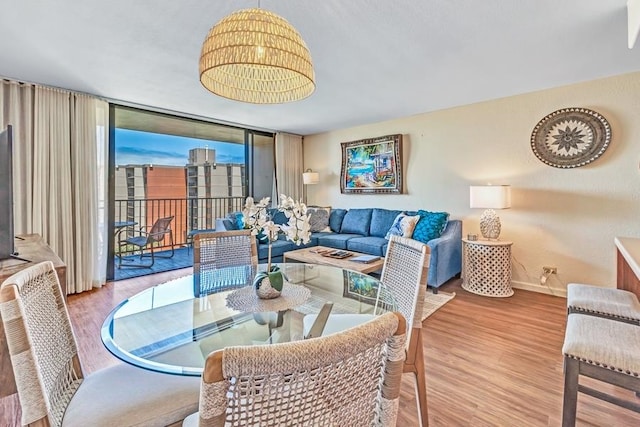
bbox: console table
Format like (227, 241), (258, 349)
(0, 234), (67, 397)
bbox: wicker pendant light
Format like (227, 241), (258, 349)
(199, 8), (315, 104)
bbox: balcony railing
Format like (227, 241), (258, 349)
(114, 196), (245, 250)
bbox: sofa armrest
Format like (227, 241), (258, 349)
(425, 219), (462, 288)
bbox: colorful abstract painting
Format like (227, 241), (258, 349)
(340, 134), (403, 194)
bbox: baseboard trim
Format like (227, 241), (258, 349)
(512, 280), (567, 298)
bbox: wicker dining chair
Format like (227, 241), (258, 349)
(193, 230), (258, 296)
(302, 234), (431, 426)
(182, 311), (407, 427)
(0, 261), (200, 427)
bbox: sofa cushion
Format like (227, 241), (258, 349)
(268, 208), (289, 225)
(413, 210), (450, 244)
(385, 213), (420, 239)
(258, 239), (297, 259)
(340, 209), (373, 235)
(307, 206), (332, 232)
(329, 209), (347, 232)
(346, 236), (388, 257)
(369, 209), (403, 237)
(317, 233), (362, 250)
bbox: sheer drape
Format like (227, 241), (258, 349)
(0, 79), (109, 293)
(274, 132), (303, 203)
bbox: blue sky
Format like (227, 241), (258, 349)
(115, 129), (245, 166)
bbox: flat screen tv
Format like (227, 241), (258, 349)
(0, 125), (14, 260)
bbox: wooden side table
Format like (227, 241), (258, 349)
(462, 239), (513, 297)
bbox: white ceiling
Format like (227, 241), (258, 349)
(1, 0), (639, 136)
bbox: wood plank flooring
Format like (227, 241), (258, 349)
(2, 271), (640, 426)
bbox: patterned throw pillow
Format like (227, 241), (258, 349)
(385, 213), (421, 239)
(412, 210), (449, 244)
(307, 206), (332, 232)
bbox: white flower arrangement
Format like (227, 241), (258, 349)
(242, 194), (311, 270)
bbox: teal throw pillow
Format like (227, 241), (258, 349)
(233, 212), (244, 230)
(413, 210), (449, 244)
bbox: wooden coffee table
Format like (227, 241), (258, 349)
(283, 246), (384, 274)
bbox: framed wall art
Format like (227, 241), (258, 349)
(340, 134), (403, 194)
(530, 107), (611, 168)
(342, 270), (379, 305)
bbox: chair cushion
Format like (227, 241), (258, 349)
(302, 314), (376, 337)
(340, 209), (373, 235)
(562, 314), (640, 376)
(369, 209), (403, 237)
(62, 363), (200, 427)
(412, 210), (449, 244)
(567, 283), (640, 321)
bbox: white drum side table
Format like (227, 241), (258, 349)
(462, 239), (513, 297)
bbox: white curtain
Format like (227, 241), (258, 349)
(274, 132), (303, 203)
(0, 79), (109, 294)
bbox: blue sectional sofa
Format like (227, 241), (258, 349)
(219, 208), (462, 290)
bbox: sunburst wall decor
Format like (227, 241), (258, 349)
(530, 108), (611, 168)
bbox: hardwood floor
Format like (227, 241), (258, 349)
(2, 272), (640, 426)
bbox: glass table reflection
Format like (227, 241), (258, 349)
(101, 263), (395, 376)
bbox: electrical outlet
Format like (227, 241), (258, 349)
(543, 266), (557, 275)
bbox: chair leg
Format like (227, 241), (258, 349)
(562, 356), (579, 427)
(404, 329), (429, 427)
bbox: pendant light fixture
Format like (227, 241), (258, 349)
(199, 6), (315, 104)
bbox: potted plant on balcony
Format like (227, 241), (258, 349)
(242, 194), (311, 299)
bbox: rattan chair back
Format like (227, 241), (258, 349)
(381, 235), (430, 346)
(0, 261), (83, 426)
(192, 311), (406, 426)
(193, 230), (258, 296)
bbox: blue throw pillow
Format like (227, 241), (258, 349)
(413, 210), (449, 244)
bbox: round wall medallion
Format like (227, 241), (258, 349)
(530, 108), (611, 168)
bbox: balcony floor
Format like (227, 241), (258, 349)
(114, 246), (193, 281)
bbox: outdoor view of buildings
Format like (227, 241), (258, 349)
(115, 129), (248, 247)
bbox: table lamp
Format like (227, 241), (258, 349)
(469, 185), (511, 240)
(302, 169), (319, 203)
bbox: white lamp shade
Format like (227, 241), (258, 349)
(469, 185), (511, 209)
(303, 172), (319, 185)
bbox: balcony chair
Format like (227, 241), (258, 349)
(0, 261), (200, 427)
(118, 215), (175, 268)
(302, 234), (431, 426)
(193, 230), (257, 296)
(561, 313), (640, 426)
(182, 311), (407, 427)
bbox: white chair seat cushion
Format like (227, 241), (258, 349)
(302, 314), (376, 337)
(562, 314), (640, 376)
(63, 363), (200, 427)
(567, 283), (640, 321)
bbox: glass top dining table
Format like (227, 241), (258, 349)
(101, 263), (395, 376)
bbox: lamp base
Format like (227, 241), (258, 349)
(479, 209), (501, 240)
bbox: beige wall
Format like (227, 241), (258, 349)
(304, 72), (640, 295)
